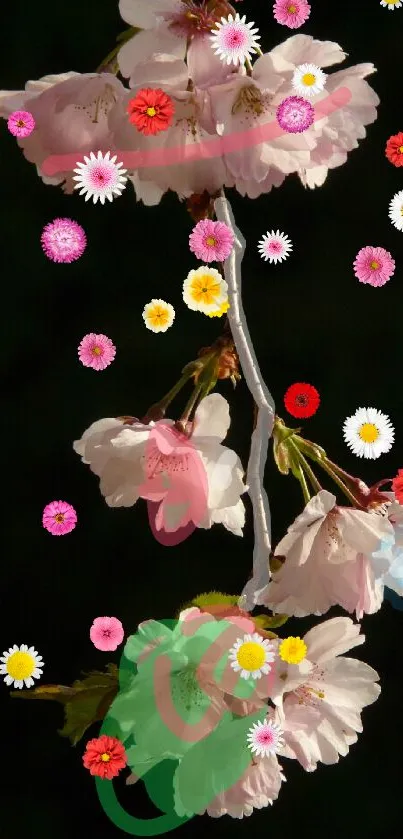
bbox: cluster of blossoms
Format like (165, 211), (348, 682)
(2, 0), (402, 834)
(82, 608), (380, 819)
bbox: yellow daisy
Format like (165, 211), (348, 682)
(142, 299), (175, 333)
(0, 644), (44, 689)
(279, 636), (307, 665)
(183, 266), (228, 314)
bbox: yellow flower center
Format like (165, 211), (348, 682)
(236, 641), (265, 672)
(399, 146), (403, 153)
(370, 261), (379, 269)
(358, 422), (379, 443)
(302, 73), (316, 86)
(190, 274), (221, 305)
(279, 636), (307, 664)
(206, 236), (216, 246)
(6, 651), (35, 680)
(288, 4), (297, 12)
(54, 513), (65, 523)
(146, 107), (156, 117)
(148, 305), (169, 327)
(100, 752), (111, 762)
(92, 346), (102, 355)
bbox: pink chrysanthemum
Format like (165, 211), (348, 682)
(78, 333), (116, 370)
(40, 218), (87, 264)
(353, 246), (395, 287)
(90, 616), (125, 651)
(7, 110), (35, 138)
(189, 219), (235, 262)
(42, 500), (77, 536)
(273, 0), (311, 29)
(276, 96), (315, 133)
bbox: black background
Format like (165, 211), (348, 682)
(1, 1), (402, 837)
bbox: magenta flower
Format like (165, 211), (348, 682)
(189, 219), (235, 263)
(273, 0), (311, 29)
(353, 246), (395, 287)
(7, 110), (35, 138)
(90, 617), (125, 651)
(42, 500), (77, 535)
(78, 333), (116, 370)
(41, 218), (87, 264)
(276, 96), (315, 133)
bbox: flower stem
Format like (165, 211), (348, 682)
(289, 440), (323, 496)
(179, 384), (203, 425)
(292, 456), (311, 504)
(96, 27), (139, 73)
(214, 193), (276, 611)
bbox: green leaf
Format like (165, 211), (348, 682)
(273, 439), (291, 475)
(253, 613), (289, 629)
(11, 664), (119, 746)
(191, 591), (240, 608)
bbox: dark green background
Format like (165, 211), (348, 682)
(1, 1), (402, 837)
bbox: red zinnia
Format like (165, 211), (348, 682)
(82, 734), (127, 780)
(385, 132), (403, 168)
(127, 88), (175, 136)
(392, 468), (403, 505)
(284, 383), (320, 419)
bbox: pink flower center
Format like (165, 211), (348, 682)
(268, 241), (282, 253)
(90, 165), (113, 188)
(257, 727), (275, 746)
(224, 27), (246, 48)
(102, 629), (111, 638)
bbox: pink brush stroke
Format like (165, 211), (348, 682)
(41, 87), (352, 176)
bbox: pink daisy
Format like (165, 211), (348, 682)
(273, 0), (311, 29)
(276, 96), (315, 133)
(247, 718), (285, 757)
(189, 219), (235, 263)
(42, 500), (77, 535)
(90, 616), (125, 651)
(78, 333), (116, 370)
(41, 218), (87, 264)
(353, 246), (395, 287)
(7, 110), (35, 138)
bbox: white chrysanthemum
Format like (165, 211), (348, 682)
(343, 407), (395, 459)
(292, 63), (327, 97)
(258, 230), (293, 264)
(229, 632), (276, 680)
(210, 13), (261, 66)
(183, 266), (228, 314)
(388, 190), (403, 231)
(142, 299), (175, 333)
(73, 150), (127, 204)
(247, 718), (285, 757)
(380, 0), (402, 9)
(0, 644), (44, 689)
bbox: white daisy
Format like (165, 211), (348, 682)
(258, 230), (293, 264)
(142, 299), (175, 333)
(388, 189), (403, 231)
(229, 632), (276, 680)
(0, 644), (44, 689)
(210, 13), (261, 66)
(73, 150), (127, 204)
(183, 266), (228, 314)
(343, 407), (395, 459)
(247, 718), (285, 757)
(380, 0), (402, 9)
(292, 63), (327, 97)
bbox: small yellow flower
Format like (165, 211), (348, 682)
(279, 636), (307, 665)
(207, 300), (230, 318)
(142, 299), (175, 333)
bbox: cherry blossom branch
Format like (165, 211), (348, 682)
(214, 193), (276, 611)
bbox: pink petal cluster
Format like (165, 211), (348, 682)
(78, 333), (116, 370)
(189, 219), (234, 262)
(41, 218), (87, 263)
(276, 96), (315, 133)
(7, 110), (35, 137)
(273, 0), (311, 29)
(353, 245), (395, 287)
(42, 500), (77, 535)
(90, 616), (125, 651)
